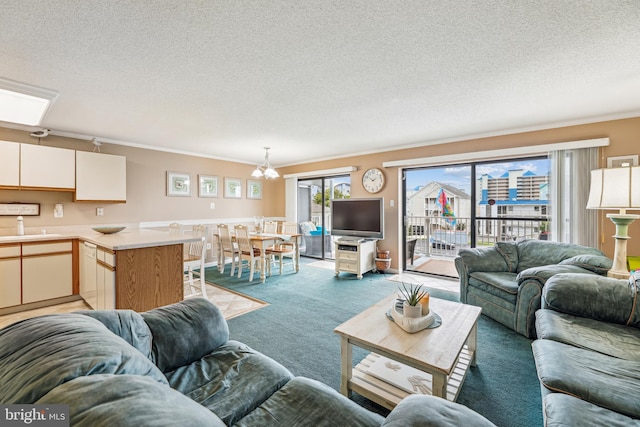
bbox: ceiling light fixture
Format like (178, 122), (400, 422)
(0, 77), (59, 126)
(251, 147), (279, 179)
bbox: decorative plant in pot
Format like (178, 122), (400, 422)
(398, 283), (429, 318)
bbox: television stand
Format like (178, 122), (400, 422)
(335, 239), (377, 279)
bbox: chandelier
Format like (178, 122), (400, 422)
(251, 147), (279, 179)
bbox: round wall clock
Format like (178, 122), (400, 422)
(362, 168), (385, 193)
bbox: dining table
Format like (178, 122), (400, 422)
(215, 231), (301, 283)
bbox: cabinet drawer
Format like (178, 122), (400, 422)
(337, 261), (357, 273)
(337, 251), (358, 261)
(22, 241), (72, 256)
(0, 245), (21, 258)
(97, 247), (115, 267)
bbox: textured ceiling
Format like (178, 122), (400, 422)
(1, 1), (639, 167)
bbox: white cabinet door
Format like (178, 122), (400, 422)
(0, 245), (21, 308)
(0, 141), (20, 187)
(80, 241), (98, 309)
(22, 241), (73, 303)
(20, 144), (75, 190)
(75, 151), (127, 202)
(97, 247), (116, 309)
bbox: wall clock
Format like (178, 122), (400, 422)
(362, 168), (385, 193)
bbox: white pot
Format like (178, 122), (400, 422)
(403, 301), (422, 318)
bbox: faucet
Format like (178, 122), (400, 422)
(17, 216), (24, 236)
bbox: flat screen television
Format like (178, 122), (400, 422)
(330, 197), (384, 240)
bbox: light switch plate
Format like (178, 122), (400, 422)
(96, 207), (104, 216)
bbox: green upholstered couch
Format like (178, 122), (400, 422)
(533, 273), (640, 426)
(0, 298), (496, 426)
(455, 239), (611, 338)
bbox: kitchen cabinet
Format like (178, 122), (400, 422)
(20, 144), (75, 191)
(97, 247), (116, 310)
(80, 241), (97, 309)
(21, 241), (73, 304)
(0, 140), (20, 188)
(75, 151), (127, 202)
(0, 245), (21, 308)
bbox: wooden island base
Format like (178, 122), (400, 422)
(115, 243), (184, 312)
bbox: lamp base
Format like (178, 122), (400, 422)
(606, 213), (639, 280)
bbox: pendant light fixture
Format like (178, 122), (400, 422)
(251, 147), (279, 179)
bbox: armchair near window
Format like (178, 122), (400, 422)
(455, 239), (612, 338)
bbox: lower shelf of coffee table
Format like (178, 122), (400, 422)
(349, 346), (473, 410)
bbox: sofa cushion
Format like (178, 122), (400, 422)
(235, 377), (384, 427)
(536, 309), (640, 362)
(544, 393), (640, 427)
(0, 314), (167, 404)
(559, 254), (612, 275)
(515, 239), (604, 272)
(468, 271), (518, 303)
(78, 309), (153, 359)
(37, 374), (225, 427)
(456, 247), (509, 274)
(383, 394), (496, 427)
(532, 339), (640, 418)
(495, 241), (518, 272)
(141, 298), (229, 373)
(165, 340), (294, 425)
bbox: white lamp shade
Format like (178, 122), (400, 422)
(587, 166), (640, 210)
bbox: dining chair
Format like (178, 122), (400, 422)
(268, 221), (297, 274)
(235, 224), (269, 281)
(263, 220), (278, 234)
(183, 224), (207, 298)
(217, 224), (238, 276)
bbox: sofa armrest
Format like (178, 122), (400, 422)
(382, 395), (496, 427)
(516, 264), (599, 286)
(542, 273), (640, 327)
(456, 246), (509, 274)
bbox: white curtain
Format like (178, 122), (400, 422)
(549, 147), (599, 246)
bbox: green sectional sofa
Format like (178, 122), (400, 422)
(533, 273), (640, 426)
(0, 298), (496, 426)
(455, 239), (611, 337)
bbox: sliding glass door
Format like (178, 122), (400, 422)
(404, 157), (550, 277)
(297, 175), (350, 259)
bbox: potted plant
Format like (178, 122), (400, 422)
(398, 283), (428, 318)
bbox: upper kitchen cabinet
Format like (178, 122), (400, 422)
(0, 140), (20, 188)
(20, 144), (75, 191)
(75, 151), (127, 202)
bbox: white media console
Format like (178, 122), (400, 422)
(334, 238), (378, 279)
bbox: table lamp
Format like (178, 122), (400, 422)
(586, 165), (640, 279)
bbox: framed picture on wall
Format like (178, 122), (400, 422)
(247, 180), (263, 199)
(198, 175), (219, 198)
(166, 171), (191, 197)
(607, 155), (639, 168)
(224, 177), (242, 198)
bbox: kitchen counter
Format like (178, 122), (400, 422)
(1, 227), (202, 313)
(0, 228), (201, 249)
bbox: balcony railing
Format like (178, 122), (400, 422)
(406, 215), (550, 259)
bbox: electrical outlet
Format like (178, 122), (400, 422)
(96, 207), (104, 216)
(206, 243), (212, 250)
(209, 202), (215, 209)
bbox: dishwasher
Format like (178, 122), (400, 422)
(80, 241), (98, 309)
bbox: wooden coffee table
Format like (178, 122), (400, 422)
(334, 294), (481, 409)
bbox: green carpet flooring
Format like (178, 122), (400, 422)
(204, 260), (542, 427)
